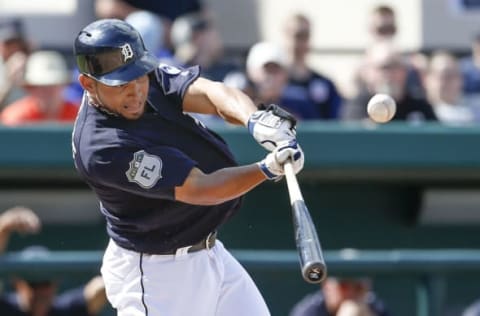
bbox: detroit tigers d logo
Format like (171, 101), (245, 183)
(126, 150), (162, 188)
(121, 43), (134, 62)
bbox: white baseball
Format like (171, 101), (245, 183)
(367, 93), (396, 123)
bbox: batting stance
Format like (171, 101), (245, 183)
(72, 19), (303, 316)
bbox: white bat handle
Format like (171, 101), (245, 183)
(284, 160), (304, 203)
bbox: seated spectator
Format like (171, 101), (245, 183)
(460, 33), (480, 108)
(425, 51), (476, 124)
(125, 10), (173, 60)
(344, 42), (437, 122)
(170, 12), (239, 82)
(351, 5), (425, 100)
(289, 277), (389, 316)
(122, 0), (204, 23)
(171, 12), (241, 126)
(0, 206), (107, 316)
(281, 13), (342, 120)
(94, 0), (137, 20)
(0, 18), (30, 109)
(0, 50), (78, 126)
(246, 41), (289, 106)
(95, 0), (205, 54)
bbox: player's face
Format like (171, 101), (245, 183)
(101, 75), (150, 120)
(81, 74), (150, 120)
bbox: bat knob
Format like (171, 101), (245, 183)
(303, 263), (327, 284)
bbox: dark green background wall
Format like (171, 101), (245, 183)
(2, 122), (480, 316)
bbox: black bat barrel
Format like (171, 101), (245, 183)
(292, 200), (327, 283)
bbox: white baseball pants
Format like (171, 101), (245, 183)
(101, 239), (270, 316)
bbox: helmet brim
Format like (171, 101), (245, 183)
(95, 52), (158, 86)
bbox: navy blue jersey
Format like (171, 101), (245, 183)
(72, 64), (242, 254)
(281, 72), (342, 120)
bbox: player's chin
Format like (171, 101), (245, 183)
(121, 102), (146, 120)
(122, 109), (144, 120)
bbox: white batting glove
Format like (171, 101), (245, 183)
(248, 104), (297, 151)
(258, 140), (304, 180)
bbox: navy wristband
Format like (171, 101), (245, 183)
(257, 161), (278, 180)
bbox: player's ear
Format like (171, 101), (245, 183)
(78, 74), (96, 94)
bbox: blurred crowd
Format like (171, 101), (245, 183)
(1, 1), (480, 127)
(0, 206), (107, 316)
(1, 1), (480, 315)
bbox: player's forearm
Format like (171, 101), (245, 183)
(184, 78), (258, 125)
(211, 84), (257, 126)
(175, 164), (267, 205)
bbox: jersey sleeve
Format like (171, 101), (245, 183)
(154, 63), (200, 103)
(87, 145), (197, 199)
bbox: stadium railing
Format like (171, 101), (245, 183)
(1, 249), (480, 316)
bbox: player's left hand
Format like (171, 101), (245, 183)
(248, 104), (297, 151)
(258, 140), (304, 180)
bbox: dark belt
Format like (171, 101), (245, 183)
(165, 231), (217, 255)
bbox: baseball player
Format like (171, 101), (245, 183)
(72, 19), (304, 316)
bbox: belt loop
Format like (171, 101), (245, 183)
(175, 246), (191, 259)
(205, 232), (213, 250)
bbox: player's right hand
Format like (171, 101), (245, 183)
(258, 140), (304, 180)
(248, 104), (297, 151)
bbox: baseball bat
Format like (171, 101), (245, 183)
(284, 160), (327, 284)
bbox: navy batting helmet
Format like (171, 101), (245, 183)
(74, 19), (158, 86)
